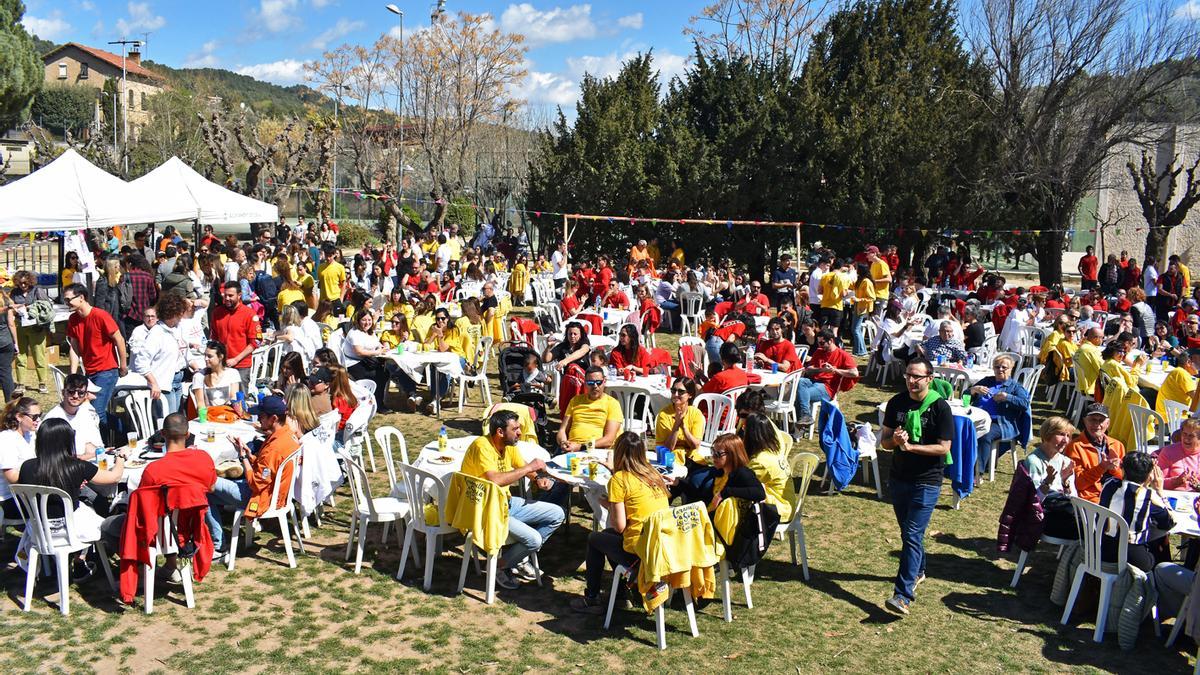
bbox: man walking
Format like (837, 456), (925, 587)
(879, 356), (953, 616)
(63, 283), (128, 434)
(211, 282), (259, 392)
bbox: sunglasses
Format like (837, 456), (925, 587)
(21, 412), (42, 421)
(65, 388), (87, 397)
(711, 451), (729, 459)
(436, 316), (450, 322)
(584, 380), (604, 387)
(670, 388), (688, 396)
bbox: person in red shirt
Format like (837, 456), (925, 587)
(63, 283), (128, 431)
(884, 245), (900, 272)
(609, 325), (653, 375)
(1084, 289), (1109, 312)
(1078, 245), (1099, 290)
(701, 342), (762, 394)
(737, 281), (770, 316)
(1113, 288), (1132, 313)
(211, 281), (260, 392)
(594, 256), (615, 299)
(976, 276), (1005, 304)
(602, 285), (630, 310)
(950, 260), (986, 290)
(754, 317), (802, 372)
(793, 330), (859, 426)
(560, 280), (582, 318)
(1119, 250), (1131, 268)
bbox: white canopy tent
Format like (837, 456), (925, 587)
(0, 149), (196, 232)
(129, 156), (278, 225)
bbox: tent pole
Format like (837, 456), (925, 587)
(57, 231), (65, 298)
(562, 214), (569, 269)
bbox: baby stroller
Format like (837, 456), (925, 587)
(497, 342), (555, 448)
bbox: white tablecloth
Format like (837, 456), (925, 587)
(411, 436), (550, 483)
(600, 308), (631, 330)
(1136, 366), (1169, 391)
(386, 348), (463, 384)
(876, 400), (992, 438)
(607, 373), (671, 407)
(1165, 489), (1200, 537)
(121, 419), (260, 489)
(548, 332), (617, 350)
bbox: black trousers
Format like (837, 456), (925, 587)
(585, 529), (638, 599)
(0, 345), (15, 401)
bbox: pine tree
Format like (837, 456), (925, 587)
(0, 0), (44, 129)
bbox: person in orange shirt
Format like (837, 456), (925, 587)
(1062, 402), (1126, 503)
(206, 395), (300, 560)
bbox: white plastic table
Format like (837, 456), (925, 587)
(548, 332), (617, 350)
(1164, 489), (1200, 537)
(386, 349), (463, 414)
(411, 436), (551, 484)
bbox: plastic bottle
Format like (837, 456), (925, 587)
(607, 365), (616, 379)
(746, 345), (756, 370)
(438, 425), (447, 453)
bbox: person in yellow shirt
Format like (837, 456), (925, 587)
(557, 366), (624, 452)
(379, 314), (411, 350)
(61, 251), (80, 288)
(275, 261), (307, 312)
(655, 377), (705, 463)
(461, 409), (564, 589)
(742, 413), (794, 522)
(1075, 327), (1104, 398)
(571, 432), (671, 614)
(318, 243), (347, 303)
(867, 245), (892, 306)
(295, 261), (316, 308)
(851, 264), (878, 357)
(381, 286), (414, 325)
(1039, 316), (1073, 364)
(507, 256), (530, 306)
(1158, 350), (1200, 418)
(1171, 254), (1191, 289)
(819, 258), (851, 337)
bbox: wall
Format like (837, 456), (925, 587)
(42, 47), (161, 130)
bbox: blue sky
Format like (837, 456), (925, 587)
(20, 1), (703, 115)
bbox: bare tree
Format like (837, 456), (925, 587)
(685, 0), (831, 74)
(1128, 146), (1200, 264)
(966, 0), (1200, 285)
(26, 122), (120, 174)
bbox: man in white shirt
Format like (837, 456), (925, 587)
(44, 373), (104, 460)
(1143, 256), (1159, 298)
(435, 234), (454, 273)
(551, 241), (568, 289)
(224, 247), (246, 283)
(130, 295), (187, 417)
(808, 256), (829, 310)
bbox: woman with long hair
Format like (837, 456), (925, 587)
(275, 259), (306, 312)
(18, 418), (126, 566)
(275, 351), (307, 392)
(286, 385), (320, 435)
(543, 322), (590, 373)
(609, 324), (652, 376)
(60, 251), (81, 288)
(328, 364), (360, 431)
(191, 341), (240, 409)
(276, 305), (315, 362)
(342, 310), (415, 413)
(571, 432), (671, 614)
(741, 412), (792, 522)
(707, 433), (765, 514)
(92, 257), (131, 329)
(655, 376), (703, 460)
(0, 397), (40, 518)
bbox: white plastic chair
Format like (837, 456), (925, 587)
(142, 510), (197, 614)
(342, 401), (377, 473)
(125, 389), (160, 441)
(764, 370), (803, 435)
(448, 336), (494, 413)
(679, 292), (704, 336)
(227, 449), (306, 571)
(720, 385), (748, 411)
(607, 384), (653, 436)
(1060, 496), (1128, 643)
(454, 472), (544, 605)
(373, 426), (410, 493)
(678, 336), (708, 376)
(718, 557), (755, 622)
(340, 452), (409, 574)
(695, 393), (735, 445)
(933, 367), (969, 398)
(395, 462), (457, 590)
(1165, 590), (1193, 647)
(1014, 364), (1044, 401)
(1163, 399), (1191, 437)
(1127, 403), (1165, 453)
(11, 484), (116, 615)
(1009, 534), (1073, 588)
(49, 365), (66, 395)
(781, 453), (820, 580)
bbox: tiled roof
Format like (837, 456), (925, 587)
(44, 43), (166, 82)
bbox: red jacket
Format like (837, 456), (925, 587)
(119, 476), (215, 603)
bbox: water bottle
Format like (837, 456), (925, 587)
(746, 346), (756, 370)
(966, 354), (975, 369)
(595, 294), (602, 311)
(438, 425), (448, 453)
(608, 365), (616, 379)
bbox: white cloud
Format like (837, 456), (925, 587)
(500, 3), (596, 47)
(567, 49), (689, 84)
(1175, 0), (1200, 19)
(184, 40), (220, 68)
(512, 70), (579, 107)
(116, 2), (166, 35)
(311, 0), (333, 7)
(259, 0), (300, 33)
(236, 59), (307, 85)
(617, 13), (643, 30)
(22, 12), (71, 40)
(309, 18), (364, 49)
(79, 1), (96, 11)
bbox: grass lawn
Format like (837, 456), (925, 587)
(0, 327), (1195, 674)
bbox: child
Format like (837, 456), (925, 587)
(588, 349), (610, 370)
(517, 353), (552, 394)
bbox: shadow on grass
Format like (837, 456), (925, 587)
(754, 558), (900, 625)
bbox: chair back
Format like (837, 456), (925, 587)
(398, 462), (452, 532)
(318, 410), (340, 436)
(994, 351), (1023, 371)
(861, 320), (877, 347)
(1014, 364), (1043, 395)
(1017, 326), (1046, 361)
(10, 484), (83, 552)
(473, 336), (495, 372)
(794, 344), (810, 365)
(607, 384), (652, 434)
(1162, 399), (1190, 436)
(639, 502), (718, 569)
(259, 450), (302, 519)
(1070, 495), (1128, 574)
(720, 385), (748, 410)
(680, 293), (704, 319)
(449, 471), (509, 554)
(373, 425), (410, 490)
(933, 367), (970, 397)
(787, 453), (820, 523)
(773, 370), (805, 408)
(694, 393), (735, 442)
(126, 389), (158, 440)
(49, 366), (66, 395)
(339, 451), (378, 519)
(1127, 403), (1165, 451)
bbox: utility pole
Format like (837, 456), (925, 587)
(386, 4), (406, 204)
(107, 38), (142, 177)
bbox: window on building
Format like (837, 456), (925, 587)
(79, 63), (89, 79)
(140, 92), (146, 109)
(129, 89), (135, 110)
(57, 63), (67, 79)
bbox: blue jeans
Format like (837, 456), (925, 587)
(705, 336), (723, 369)
(206, 477), (251, 551)
(890, 479), (940, 602)
(793, 378), (832, 419)
(153, 370), (185, 418)
(977, 425), (1014, 473)
(502, 495), (565, 569)
(89, 368), (119, 431)
(850, 312), (867, 355)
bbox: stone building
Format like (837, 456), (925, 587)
(41, 42), (166, 136)
(1094, 124), (1200, 265)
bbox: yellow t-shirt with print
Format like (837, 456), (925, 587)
(654, 406), (705, 462)
(747, 450), (794, 522)
(450, 316), (482, 364)
(460, 435), (526, 499)
(608, 470), (670, 554)
(563, 393), (624, 444)
(318, 261), (346, 301)
(819, 271), (850, 310)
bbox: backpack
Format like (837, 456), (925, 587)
(716, 500), (780, 572)
(253, 271), (280, 306)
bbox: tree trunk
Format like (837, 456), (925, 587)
(1144, 226), (1171, 267)
(1035, 230), (1066, 286)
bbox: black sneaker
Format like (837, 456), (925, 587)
(796, 415), (815, 427)
(570, 595), (606, 615)
(70, 559), (96, 583)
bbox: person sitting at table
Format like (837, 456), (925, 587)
(191, 341), (242, 411)
(1099, 340), (1141, 395)
(328, 365), (360, 433)
(918, 321), (968, 365)
(700, 341), (760, 394)
(342, 310), (416, 413)
(382, 285), (414, 325)
(380, 314), (412, 350)
(285, 386), (322, 435)
(571, 431), (671, 614)
(1072, 326), (1104, 398)
(1023, 416), (1079, 540)
(44, 373), (103, 460)
(205, 395), (300, 560)
(275, 305), (317, 364)
(1155, 417), (1200, 490)
(0, 397), (41, 520)
(18, 418), (127, 580)
(462, 409), (564, 589)
(754, 317), (802, 372)
(1099, 451), (1174, 572)
(305, 367), (334, 416)
(544, 322), (590, 374)
(792, 329), (859, 428)
(962, 308), (987, 351)
(1038, 315), (1073, 365)
(969, 355), (1031, 476)
(588, 348), (610, 371)
(609, 324), (652, 376)
(560, 280), (582, 318)
(1155, 349), (1200, 420)
(1063, 403), (1126, 502)
(741, 412), (793, 522)
(601, 285), (630, 310)
(557, 366), (624, 453)
(707, 433), (766, 515)
(656, 375), (705, 464)
(274, 352), (307, 393)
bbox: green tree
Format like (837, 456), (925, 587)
(799, 0), (989, 265)
(30, 85), (96, 135)
(0, 0), (44, 129)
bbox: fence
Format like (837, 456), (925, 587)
(0, 237), (58, 276)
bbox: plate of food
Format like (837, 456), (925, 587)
(429, 455), (455, 465)
(124, 459), (148, 469)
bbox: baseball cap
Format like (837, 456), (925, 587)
(249, 395), (287, 417)
(1083, 402), (1109, 419)
(866, 245), (880, 254)
(306, 367), (332, 387)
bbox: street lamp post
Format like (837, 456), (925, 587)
(386, 4), (405, 206)
(107, 38), (142, 176)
